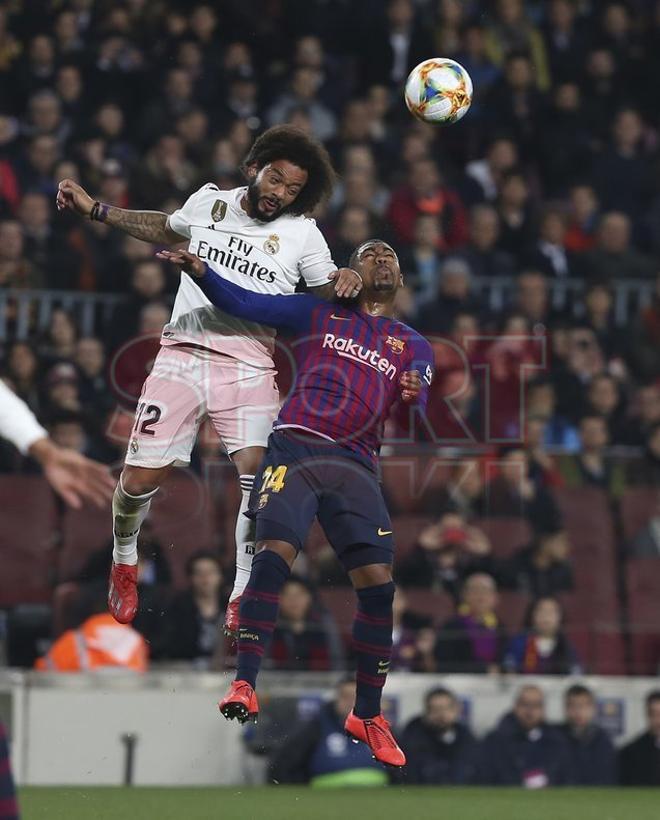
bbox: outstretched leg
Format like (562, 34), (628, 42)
(344, 561), (405, 767)
(109, 464), (169, 623)
(219, 539), (296, 723)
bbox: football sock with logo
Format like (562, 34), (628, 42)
(352, 582), (395, 719)
(230, 475), (256, 602)
(236, 549), (291, 688)
(112, 478), (159, 566)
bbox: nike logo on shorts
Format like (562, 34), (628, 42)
(330, 313), (351, 321)
(377, 528), (393, 536)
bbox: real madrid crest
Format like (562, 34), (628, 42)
(263, 234), (280, 255)
(130, 438), (139, 454)
(211, 199), (227, 222)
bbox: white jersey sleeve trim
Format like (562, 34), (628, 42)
(0, 379), (47, 454)
(298, 219), (337, 287)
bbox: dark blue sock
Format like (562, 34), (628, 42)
(236, 550), (291, 688)
(352, 582), (395, 719)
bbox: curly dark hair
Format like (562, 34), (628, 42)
(241, 125), (336, 215)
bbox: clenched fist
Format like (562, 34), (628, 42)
(56, 178), (95, 217)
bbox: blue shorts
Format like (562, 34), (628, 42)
(248, 429), (394, 571)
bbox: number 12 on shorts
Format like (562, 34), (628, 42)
(260, 465), (287, 493)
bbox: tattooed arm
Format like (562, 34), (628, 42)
(56, 178), (185, 244)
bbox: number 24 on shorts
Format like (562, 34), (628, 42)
(260, 465), (288, 493)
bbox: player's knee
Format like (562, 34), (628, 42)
(120, 465), (165, 496)
(350, 562), (393, 590)
(255, 540), (297, 569)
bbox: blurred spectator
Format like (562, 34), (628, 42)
(619, 690), (660, 786)
(496, 169), (534, 258)
(18, 191), (81, 289)
(35, 605), (148, 673)
(484, 52), (545, 156)
(159, 551), (225, 665)
(627, 494), (660, 558)
(486, 446), (561, 525)
(266, 67), (335, 142)
(268, 576), (344, 672)
(580, 281), (627, 361)
(557, 684), (618, 785)
(359, 0), (434, 88)
(4, 341), (40, 412)
(538, 83), (592, 197)
(623, 384), (660, 448)
(503, 597), (580, 675)
(399, 214), (445, 309)
(456, 204), (514, 278)
(558, 415), (627, 498)
(630, 272), (660, 381)
(387, 158), (467, 248)
(400, 687), (478, 785)
(585, 373), (627, 442)
(268, 678), (387, 786)
(499, 527), (574, 598)
(524, 206), (577, 279)
(526, 379), (579, 451)
(484, 0), (550, 91)
(627, 425), (660, 489)
(390, 588), (434, 672)
(74, 337), (111, 416)
(477, 685), (571, 786)
(114, 258), (169, 346)
(592, 108), (653, 222)
(434, 573), (507, 674)
(396, 512), (493, 598)
(465, 137), (518, 203)
(513, 270), (554, 327)
(524, 415), (563, 490)
(329, 205), (376, 267)
(0, 220), (41, 288)
(416, 257), (483, 334)
(564, 184), (599, 253)
(43, 362), (81, 415)
(543, 0), (586, 82)
(584, 212), (654, 281)
(39, 308), (78, 363)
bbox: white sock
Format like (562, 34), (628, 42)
(230, 474), (256, 601)
(112, 478), (159, 566)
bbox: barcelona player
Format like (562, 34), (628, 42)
(159, 240), (433, 767)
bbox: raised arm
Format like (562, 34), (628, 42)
(157, 249), (317, 332)
(56, 179), (184, 244)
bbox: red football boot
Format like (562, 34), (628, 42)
(218, 680), (259, 724)
(223, 597), (241, 639)
(108, 562), (138, 624)
(344, 710), (406, 767)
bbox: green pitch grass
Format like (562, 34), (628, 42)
(19, 787), (660, 820)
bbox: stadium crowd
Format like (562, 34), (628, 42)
(267, 679), (660, 786)
(0, 0), (659, 679)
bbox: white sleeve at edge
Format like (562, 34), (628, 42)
(298, 220), (337, 287)
(167, 185), (208, 239)
(0, 380), (47, 454)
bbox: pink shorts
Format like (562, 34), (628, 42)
(124, 345), (279, 468)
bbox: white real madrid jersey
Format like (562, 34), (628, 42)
(164, 184), (337, 366)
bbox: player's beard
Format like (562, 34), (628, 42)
(246, 181), (285, 223)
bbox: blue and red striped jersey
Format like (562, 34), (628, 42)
(195, 267), (434, 464)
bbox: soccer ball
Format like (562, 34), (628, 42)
(404, 58), (473, 125)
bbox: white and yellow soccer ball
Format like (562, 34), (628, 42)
(404, 58), (473, 125)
